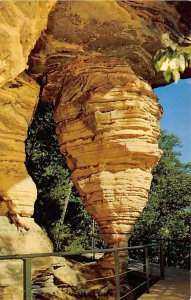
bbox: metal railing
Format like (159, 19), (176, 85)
(0, 243), (165, 300)
(151, 238), (190, 267)
(129, 237), (190, 268)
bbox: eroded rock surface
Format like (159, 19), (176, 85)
(0, 1), (56, 255)
(33, 0), (191, 250)
(52, 60), (162, 248)
(0, 0), (55, 87)
(30, 0), (191, 87)
(0, 74), (52, 299)
(0, 0), (191, 299)
(0, 73), (39, 217)
(0, 2), (55, 298)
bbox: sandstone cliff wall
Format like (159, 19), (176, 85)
(0, 3), (55, 298)
(0, 1), (191, 298)
(0, 0), (55, 254)
(0, 0), (55, 87)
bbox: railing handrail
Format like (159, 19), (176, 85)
(130, 237), (190, 242)
(0, 243), (159, 260)
(0, 242), (164, 300)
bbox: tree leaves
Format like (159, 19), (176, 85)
(164, 70), (171, 82)
(153, 32), (191, 82)
(132, 131), (191, 267)
(26, 100), (105, 251)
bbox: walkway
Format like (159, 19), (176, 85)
(139, 266), (190, 300)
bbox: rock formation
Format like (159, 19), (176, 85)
(0, 0), (191, 299)
(0, 2), (55, 299)
(0, 0), (56, 87)
(0, 73), (52, 252)
(53, 60), (162, 249)
(0, 0), (56, 252)
(33, 0), (190, 250)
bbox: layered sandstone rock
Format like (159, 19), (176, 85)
(0, 0), (56, 253)
(30, 0), (191, 87)
(0, 73), (39, 217)
(0, 73), (52, 300)
(1, 0), (190, 251)
(30, 0), (190, 272)
(53, 60), (162, 248)
(0, 2), (55, 298)
(0, 0), (55, 87)
(29, 1), (190, 276)
(0, 0), (191, 299)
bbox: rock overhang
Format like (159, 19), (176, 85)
(0, 1), (191, 298)
(29, 0), (191, 88)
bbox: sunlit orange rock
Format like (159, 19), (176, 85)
(53, 60), (162, 248)
(0, 0), (191, 298)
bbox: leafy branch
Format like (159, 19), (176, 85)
(154, 33), (191, 82)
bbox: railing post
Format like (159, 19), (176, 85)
(167, 240), (170, 266)
(160, 243), (165, 280)
(128, 240), (131, 264)
(23, 258), (32, 300)
(143, 247), (146, 273)
(114, 251), (120, 300)
(91, 219), (95, 260)
(144, 246), (149, 293)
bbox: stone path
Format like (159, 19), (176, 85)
(139, 266), (190, 300)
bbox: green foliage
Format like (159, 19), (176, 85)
(26, 101), (71, 227)
(154, 33), (191, 82)
(26, 100), (105, 251)
(132, 131), (191, 268)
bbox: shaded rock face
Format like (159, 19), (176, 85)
(31, 0), (191, 86)
(0, 73), (51, 252)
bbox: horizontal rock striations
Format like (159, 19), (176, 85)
(0, 1), (55, 255)
(0, 0), (55, 87)
(0, 0), (191, 298)
(31, 0), (191, 88)
(53, 60), (163, 248)
(0, 3), (55, 296)
(0, 73), (52, 252)
(34, 1), (190, 255)
(0, 73), (52, 299)
(0, 74), (38, 217)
